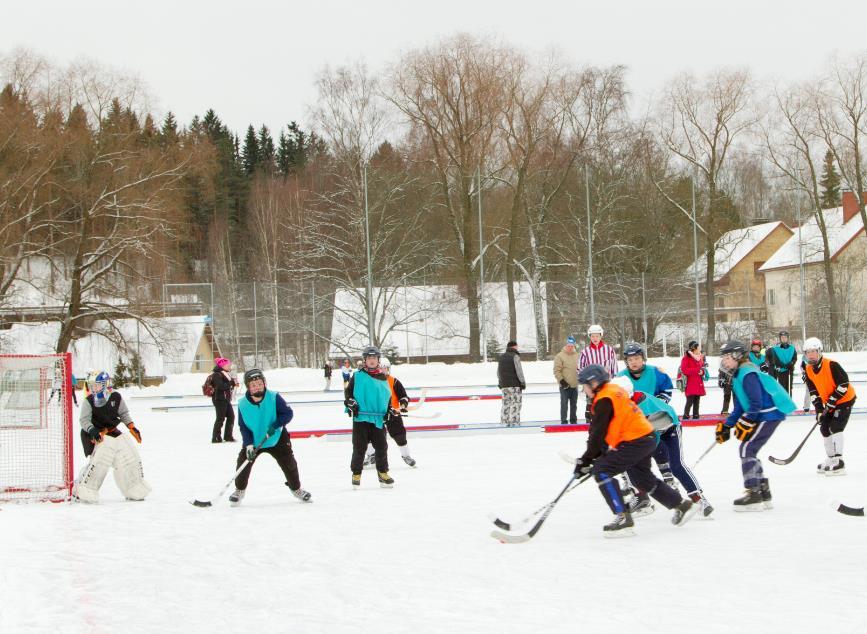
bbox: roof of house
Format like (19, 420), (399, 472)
(759, 207), (865, 272)
(687, 221), (791, 282)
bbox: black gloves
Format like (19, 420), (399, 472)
(399, 397), (409, 413)
(559, 379), (568, 389)
(87, 427), (102, 443)
(574, 457), (593, 476)
(346, 398), (359, 417)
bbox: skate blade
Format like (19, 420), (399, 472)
(379, 482), (394, 488)
(631, 506), (655, 518)
(825, 470), (847, 477)
(733, 504), (764, 512)
(603, 527), (636, 538)
(762, 502), (773, 510)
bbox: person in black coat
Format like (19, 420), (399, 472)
(497, 341), (526, 427)
(210, 358), (238, 443)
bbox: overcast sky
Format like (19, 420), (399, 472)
(3, 0), (865, 135)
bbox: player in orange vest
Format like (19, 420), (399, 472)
(363, 357), (417, 468)
(803, 338), (856, 475)
(572, 364), (698, 537)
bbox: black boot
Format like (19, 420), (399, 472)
(733, 487), (763, 511)
(212, 422), (223, 443)
(603, 511), (635, 537)
(759, 478), (773, 509)
(671, 499), (698, 526)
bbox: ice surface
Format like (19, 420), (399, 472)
(2, 357), (866, 632)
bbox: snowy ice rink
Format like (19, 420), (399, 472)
(2, 359), (867, 633)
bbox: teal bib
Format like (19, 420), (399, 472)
(731, 364), (796, 416)
(238, 390), (279, 448)
(618, 366), (657, 396)
(351, 371), (391, 428)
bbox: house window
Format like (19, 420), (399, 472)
(768, 289), (775, 305)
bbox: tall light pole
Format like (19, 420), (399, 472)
(585, 164), (595, 323)
(797, 205), (807, 341)
(363, 164), (375, 345)
(691, 177), (701, 344)
(477, 166), (487, 362)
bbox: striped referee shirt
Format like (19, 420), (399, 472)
(578, 341), (619, 376)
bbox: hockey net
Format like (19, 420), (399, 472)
(0, 353), (73, 502)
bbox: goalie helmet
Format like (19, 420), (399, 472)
(92, 371), (111, 401)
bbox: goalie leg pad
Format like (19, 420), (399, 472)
(112, 435), (152, 500)
(72, 437), (119, 503)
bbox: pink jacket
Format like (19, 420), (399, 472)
(679, 353), (707, 396)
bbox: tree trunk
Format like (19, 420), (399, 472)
(55, 212), (89, 353)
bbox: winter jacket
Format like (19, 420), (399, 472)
(324, 363), (333, 378)
(210, 366), (236, 402)
(497, 348), (525, 390)
(679, 352), (707, 397)
(553, 347), (580, 388)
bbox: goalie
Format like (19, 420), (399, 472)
(72, 371), (151, 503)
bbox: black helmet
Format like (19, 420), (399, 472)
(361, 345), (380, 359)
(243, 368), (266, 386)
(779, 330), (789, 338)
(719, 340), (747, 359)
(688, 340), (699, 351)
(623, 342), (646, 360)
(578, 364), (610, 388)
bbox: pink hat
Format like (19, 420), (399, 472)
(216, 357), (231, 369)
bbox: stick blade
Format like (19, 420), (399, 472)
(490, 529), (531, 544)
(767, 456), (789, 465)
(190, 499), (213, 508)
(836, 503), (865, 517)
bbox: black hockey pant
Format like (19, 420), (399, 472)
(234, 429), (301, 491)
(352, 420), (388, 474)
(820, 400), (855, 437)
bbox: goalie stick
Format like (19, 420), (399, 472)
(490, 474), (592, 543)
(768, 421), (818, 465)
(191, 431), (274, 507)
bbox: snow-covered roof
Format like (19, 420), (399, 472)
(759, 207), (865, 272)
(328, 282), (547, 357)
(0, 316), (210, 377)
(687, 221), (790, 281)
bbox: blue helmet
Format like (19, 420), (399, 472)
(578, 364), (610, 388)
(623, 342), (645, 360)
(92, 371), (111, 400)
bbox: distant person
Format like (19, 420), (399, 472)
(209, 358), (238, 443)
(719, 363), (733, 415)
(679, 340), (707, 420)
(324, 360), (333, 391)
(341, 359), (353, 389)
(749, 339), (768, 372)
(578, 325), (618, 423)
(553, 336), (580, 424)
(364, 357), (417, 468)
(799, 353), (812, 413)
(766, 331), (797, 395)
(497, 340), (525, 427)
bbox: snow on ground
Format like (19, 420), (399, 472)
(2, 357), (867, 633)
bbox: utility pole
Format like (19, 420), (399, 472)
(797, 205), (807, 342)
(363, 163), (375, 345)
(586, 164), (595, 323)
(691, 177), (701, 345)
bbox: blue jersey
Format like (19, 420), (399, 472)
(726, 364), (794, 427)
(618, 365), (673, 403)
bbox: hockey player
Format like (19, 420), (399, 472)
(612, 376), (714, 517)
(47, 365), (64, 404)
(345, 346), (395, 488)
(578, 325), (618, 423)
(715, 340), (795, 510)
(749, 339), (769, 372)
(72, 371), (150, 503)
(572, 365), (697, 537)
(228, 369), (311, 506)
(364, 357), (417, 468)
(766, 331), (797, 395)
(803, 338), (856, 476)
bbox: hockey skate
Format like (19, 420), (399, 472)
(817, 457), (833, 474)
(603, 512), (635, 538)
(352, 474), (361, 488)
(401, 454), (417, 468)
(671, 499), (698, 526)
(291, 488), (312, 503)
(732, 487), (763, 511)
(628, 493), (655, 518)
(759, 478), (773, 509)
(229, 489), (245, 507)
(690, 493), (714, 517)
(377, 471), (395, 488)
(826, 457), (846, 476)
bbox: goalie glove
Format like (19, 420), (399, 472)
(127, 423), (142, 443)
(733, 418), (757, 441)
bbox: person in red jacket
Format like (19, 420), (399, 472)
(679, 340), (707, 420)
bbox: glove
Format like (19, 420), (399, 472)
(245, 445), (257, 461)
(520, 383), (526, 391)
(559, 379), (568, 389)
(715, 422), (730, 444)
(127, 423), (142, 443)
(87, 427), (102, 443)
(346, 398), (359, 417)
(388, 407), (401, 419)
(574, 457), (593, 476)
(733, 418), (757, 441)
(399, 397), (409, 413)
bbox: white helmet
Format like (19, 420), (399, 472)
(380, 357), (391, 369)
(611, 375), (634, 395)
(587, 324), (604, 336)
(803, 337), (823, 353)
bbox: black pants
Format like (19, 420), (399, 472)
(560, 387), (578, 424)
(212, 399), (235, 441)
(820, 400), (855, 436)
(683, 395), (700, 418)
(775, 371), (793, 395)
(352, 420), (388, 474)
(234, 429), (301, 491)
(385, 415), (407, 446)
(592, 434), (682, 514)
(721, 386), (732, 413)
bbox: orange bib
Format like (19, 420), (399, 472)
(806, 358), (855, 406)
(592, 383), (653, 449)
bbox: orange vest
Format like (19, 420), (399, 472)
(806, 358), (855, 406)
(386, 375), (399, 409)
(592, 383), (653, 449)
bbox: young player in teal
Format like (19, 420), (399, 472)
(766, 331), (797, 395)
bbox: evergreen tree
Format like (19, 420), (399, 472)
(276, 130), (292, 176)
(258, 124), (275, 173)
(161, 111), (179, 144)
(242, 124), (260, 175)
(819, 149), (842, 209)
